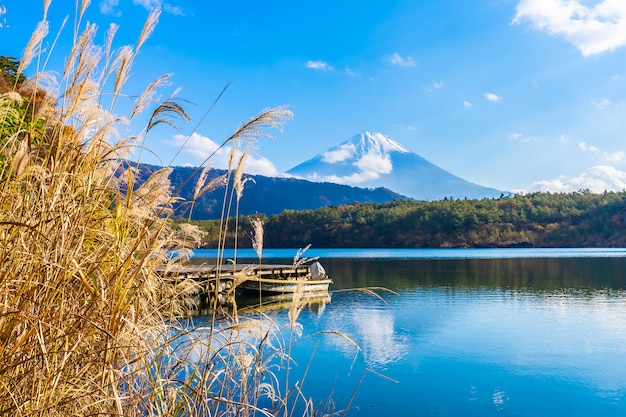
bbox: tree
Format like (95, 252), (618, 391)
(0, 56), (25, 90)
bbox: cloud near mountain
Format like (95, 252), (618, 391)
(525, 165), (626, 193)
(169, 132), (280, 176)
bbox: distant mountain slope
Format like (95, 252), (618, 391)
(134, 164), (406, 220)
(287, 132), (506, 200)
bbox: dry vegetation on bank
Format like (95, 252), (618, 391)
(0, 2), (332, 416)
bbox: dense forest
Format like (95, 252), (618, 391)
(187, 190), (626, 248)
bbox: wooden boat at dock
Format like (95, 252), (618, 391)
(157, 261), (332, 298)
(237, 276), (331, 294)
(236, 261), (331, 294)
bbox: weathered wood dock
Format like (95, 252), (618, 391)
(156, 262), (330, 302)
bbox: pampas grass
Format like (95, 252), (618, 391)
(0, 2), (327, 416)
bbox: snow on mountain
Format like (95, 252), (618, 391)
(287, 132), (506, 200)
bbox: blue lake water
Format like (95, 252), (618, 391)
(192, 248), (626, 416)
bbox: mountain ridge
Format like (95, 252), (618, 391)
(132, 164), (407, 220)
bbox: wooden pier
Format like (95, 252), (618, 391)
(156, 262), (331, 303)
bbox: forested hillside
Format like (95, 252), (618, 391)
(189, 190), (626, 248)
(133, 164), (406, 219)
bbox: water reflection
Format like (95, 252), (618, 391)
(325, 303), (409, 368)
(236, 291), (331, 315)
(190, 253), (626, 416)
(323, 256), (626, 292)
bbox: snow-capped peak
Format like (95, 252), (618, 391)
(286, 132), (505, 200)
(318, 132), (409, 164)
(354, 131), (411, 154)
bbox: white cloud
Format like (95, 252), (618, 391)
(132, 0), (184, 15)
(579, 141), (625, 162)
(169, 133), (280, 176)
(354, 153), (393, 176)
(163, 3), (184, 15)
(101, 0), (184, 15)
(242, 156), (280, 176)
(100, 0), (120, 15)
(463, 100), (473, 108)
(484, 92), (503, 103)
(513, 0), (626, 56)
(0, 4), (6, 29)
(388, 52), (416, 68)
(133, 0), (159, 8)
(591, 97), (611, 109)
(303, 152), (394, 185)
(606, 150), (625, 162)
(526, 165), (626, 193)
(305, 60), (335, 71)
(392, 124), (417, 131)
(510, 132), (526, 141)
(321, 144), (356, 163)
(579, 141), (600, 153)
(425, 81), (443, 93)
(511, 132), (570, 144)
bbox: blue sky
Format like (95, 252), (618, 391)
(2, 0), (626, 194)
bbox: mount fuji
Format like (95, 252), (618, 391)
(286, 132), (505, 201)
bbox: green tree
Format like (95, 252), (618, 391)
(0, 56), (26, 90)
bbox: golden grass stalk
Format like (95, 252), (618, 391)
(0, 1), (338, 416)
(251, 217), (264, 264)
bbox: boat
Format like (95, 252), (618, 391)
(236, 261), (332, 294)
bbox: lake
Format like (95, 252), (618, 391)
(191, 248), (626, 416)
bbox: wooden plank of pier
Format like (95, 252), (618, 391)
(156, 263), (330, 306)
(157, 264), (312, 281)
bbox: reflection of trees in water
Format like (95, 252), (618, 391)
(326, 257), (626, 293)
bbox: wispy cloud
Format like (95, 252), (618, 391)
(425, 81), (443, 93)
(100, 0), (121, 15)
(133, 0), (160, 9)
(510, 132), (570, 144)
(305, 60), (335, 72)
(591, 97), (611, 109)
(388, 52), (416, 68)
(392, 124), (417, 131)
(100, 0), (184, 15)
(0, 5), (5, 29)
(513, 0), (626, 56)
(354, 153), (393, 177)
(484, 92), (502, 103)
(579, 141), (625, 162)
(578, 142), (600, 154)
(162, 3), (184, 15)
(300, 152), (394, 185)
(526, 165), (626, 193)
(321, 144), (355, 163)
(463, 100), (473, 108)
(169, 133), (280, 176)
(509, 132), (538, 143)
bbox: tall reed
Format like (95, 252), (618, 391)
(0, 2), (335, 416)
